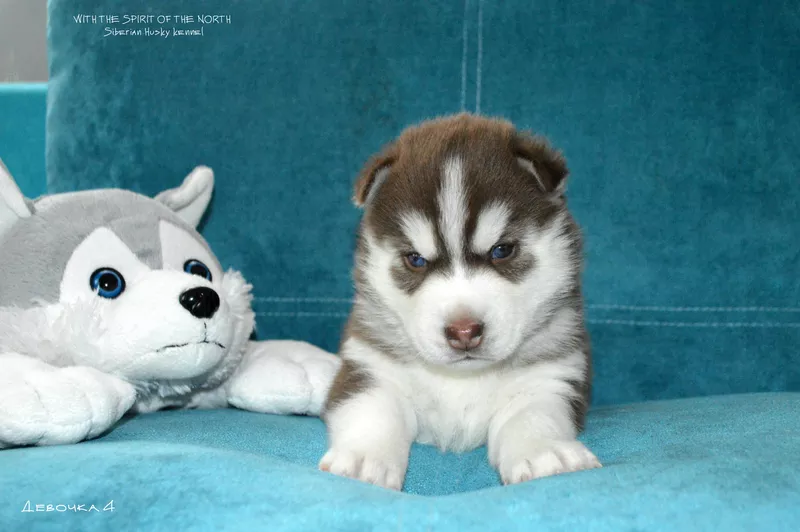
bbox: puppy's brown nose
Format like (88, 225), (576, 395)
(445, 319), (484, 351)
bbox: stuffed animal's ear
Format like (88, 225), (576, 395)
(0, 158), (33, 237)
(511, 132), (569, 195)
(155, 166), (214, 228)
(353, 143), (398, 208)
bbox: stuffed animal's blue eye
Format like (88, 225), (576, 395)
(184, 259), (212, 281)
(90, 268), (125, 299)
(490, 243), (516, 262)
(404, 252), (428, 270)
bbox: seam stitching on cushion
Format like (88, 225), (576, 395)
(475, 0), (483, 113)
(254, 312), (800, 327)
(252, 297), (800, 312)
(586, 319), (800, 328)
(460, 0), (470, 111)
(587, 304), (800, 313)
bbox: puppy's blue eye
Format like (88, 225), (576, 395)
(184, 259), (212, 281)
(490, 243), (516, 262)
(90, 268), (125, 299)
(405, 252), (428, 270)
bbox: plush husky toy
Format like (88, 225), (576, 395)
(0, 160), (340, 448)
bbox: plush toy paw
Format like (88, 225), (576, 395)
(226, 340), (340, 416)
(495, 439), (601, 485)
(0, 354), (136, 448)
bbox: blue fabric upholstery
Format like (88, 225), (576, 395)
(2, 393), (799, 530)
(0, 84), (47, 198)
(2, 0), (799, 529)
(44, 0), (800, 406)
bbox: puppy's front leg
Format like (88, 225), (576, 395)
(488, 391), (601, 485)
(319, 371), (416, 490)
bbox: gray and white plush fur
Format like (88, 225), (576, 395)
(0, 160), (339, 448)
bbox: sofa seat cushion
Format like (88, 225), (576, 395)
(2, 392), (798, 531)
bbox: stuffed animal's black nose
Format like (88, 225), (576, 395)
(179, 287), (220, 319)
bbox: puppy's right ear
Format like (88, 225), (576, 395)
(353, 143), (398, 208)
(0, 159), (33, 238)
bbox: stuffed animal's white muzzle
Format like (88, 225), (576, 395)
(50, 269), (252, 382)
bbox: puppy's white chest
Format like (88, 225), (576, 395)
(408, 370), (501, 452)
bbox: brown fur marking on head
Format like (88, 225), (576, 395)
(355, 113), (571, 236)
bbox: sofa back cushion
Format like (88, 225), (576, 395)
(0, 84), (47, 197)
(46, 0), (800, 405)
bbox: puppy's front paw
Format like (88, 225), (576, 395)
(496, 439), (601, 485)
(319, 447), (407, 490)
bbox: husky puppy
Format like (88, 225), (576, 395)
(319, 114), (600, 489)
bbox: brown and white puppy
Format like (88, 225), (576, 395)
(319, 114), (600, 489)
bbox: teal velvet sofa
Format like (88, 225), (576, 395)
(1, 1), (799, 530)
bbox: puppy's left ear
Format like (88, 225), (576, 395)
(512, 133), (569, 196)
(353, 143), (398, 208)
(155, 166), (214, 228)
